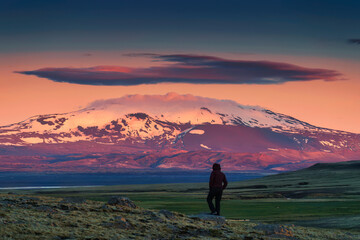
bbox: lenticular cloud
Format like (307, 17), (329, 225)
(17, 54), (342, 86)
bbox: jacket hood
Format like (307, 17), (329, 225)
(212, 163), (221, 171)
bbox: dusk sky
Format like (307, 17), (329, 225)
(1, 0), (360, 132)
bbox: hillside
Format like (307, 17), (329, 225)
(227, 159), (360, 199)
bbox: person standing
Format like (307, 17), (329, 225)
(207, 163), (228, 215)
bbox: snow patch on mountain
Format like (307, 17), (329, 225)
(85, 93), (330, 132)
(200, 144), (211, 150)
(0, 93), (355, 147)
(20, 137), (43, 144)
(267, 148), (279, 151)
(189, 129), (205, 135)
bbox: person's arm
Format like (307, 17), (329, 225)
(222, 173), (228, 190)
(209, 172), (214, 188)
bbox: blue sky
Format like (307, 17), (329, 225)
(1, 0), (359, 59)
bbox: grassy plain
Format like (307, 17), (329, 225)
(3, 160), (360, 230)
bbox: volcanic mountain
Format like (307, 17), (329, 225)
(1, 93), (359, 172)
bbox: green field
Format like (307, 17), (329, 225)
(4, 160), (360, 230)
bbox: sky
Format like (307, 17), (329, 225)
(1, 0), (360, 132)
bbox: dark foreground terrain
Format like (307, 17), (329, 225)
(1, 160), (360, 239)
(1, 194), (359, 240)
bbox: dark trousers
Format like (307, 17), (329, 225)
(207, 187), (223, 214)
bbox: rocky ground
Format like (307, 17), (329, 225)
(0, 193), (359, 240)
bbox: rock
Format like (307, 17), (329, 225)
(17, 197), (41, 208)
(100, 204), (113, 212)
(59, 204), (70, 210)
(60, 197), (86, 204)
(244, 237), (254, 240)
(159, 209), (175, 220)
(22, 204), (34, 209)
(143, 210), (163, 222)
(20, 196), (40, 202)
(176, 225), (212, 237)
(253, 224), (295, 238)
(53, 234), (74, 240)
(107, 196), (136, 208)
(114, 216), (132, 228)
(166, 223), (178, 232)
(103, 216), (132, 229)
(189, 213), (226, 225)
(0, 210), (7, 218)
(0, 199), (15, 207)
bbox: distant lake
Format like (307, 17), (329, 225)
(0, 171), (268, 189)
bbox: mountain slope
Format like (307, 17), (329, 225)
(0, 93), (359, 172)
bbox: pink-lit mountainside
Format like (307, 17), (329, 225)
(1, 93), (359, 172)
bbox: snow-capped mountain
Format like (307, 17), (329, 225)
(0, 93), (359, 172)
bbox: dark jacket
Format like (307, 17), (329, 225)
(209, 170), (228, 190)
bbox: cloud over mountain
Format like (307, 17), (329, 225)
(17, 54), (342, 86)
(87, 92), (260, 117)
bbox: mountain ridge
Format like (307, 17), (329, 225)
(1, 93), (359, 172)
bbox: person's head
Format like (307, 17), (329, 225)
(212, 163), (221, 171)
